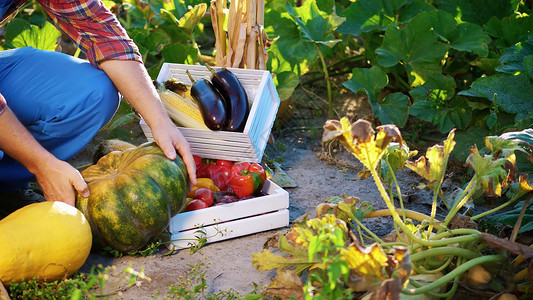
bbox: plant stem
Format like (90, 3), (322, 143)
(471, 192), (526, 221)
(427, 189), (439, 236)
(385, 159), (407, 221)
(369, 167), (480, 247)
(412, 256), (452, 274)
(402, 255), (505, 295)
(410, 247), (481, 262)
(315, 43), (333, 118)
(408, 273), (460, 299)
(441, 177), (478, 230)
(365, 209), (441, 229)
(351, 218), (384, 244)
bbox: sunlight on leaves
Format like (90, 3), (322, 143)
(285, 0), (344, 47)
(323, 118), (403, 171)
(405, 129), (456, 190)
(317, 195), (375, 225)
(339, 243), (388, 292)
(465, 146), (508, 196)
(251, 248), (315, 275)
(5, 19), (61, 50)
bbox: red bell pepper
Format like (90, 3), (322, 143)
(207, 164), (231, 191)
(194, 155), (210, 178)
(216, 159), (234, 169)
(229, 162), (267, 198)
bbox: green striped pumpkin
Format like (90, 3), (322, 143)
(76, 142), (189, 252)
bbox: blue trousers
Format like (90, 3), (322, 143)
(0, 47), (119, 191)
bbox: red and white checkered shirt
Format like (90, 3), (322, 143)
(0, 0), (142, 116)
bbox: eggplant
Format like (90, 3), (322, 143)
(186, 70), (227, 130)
(205, 64), (249, 132)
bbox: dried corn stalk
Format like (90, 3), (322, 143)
(210, 0), (272, 70)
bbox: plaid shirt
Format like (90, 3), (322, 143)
(0, 0), (142, 116)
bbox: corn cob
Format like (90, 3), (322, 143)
(155, 82), (209, 130)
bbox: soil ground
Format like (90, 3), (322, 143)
(66, 88), (449, 299)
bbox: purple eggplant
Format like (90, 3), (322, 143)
(205, 64), (249, 132)
(186, 70), (227, 130)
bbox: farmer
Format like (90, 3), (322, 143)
(0, 0), (197, 217)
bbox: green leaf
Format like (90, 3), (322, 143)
(459, 73), (533, 122)
(486, 113), (497, 129)
(397, 1), (436, 23)
(161, 43), (199, 64)
(380, 92), (409, 126)
(409, 73), (466, 131)
(336, 0), (405, 36)
(406, 129), (456, 190)
(491, 200), (533, 233)
(523, 55), (533, 80)
(435, 0), (520, 26)
(466, 146), (509, 196)
(285, 0), (345, 47)
(375, 12), (449, 86)
(496, 35), (533, 75)
(454, 126), (491, 160)
(410, 96), (471, 133)
(273, 71), (300, 101)
(427, 9), (457, 41)
(409, 73), (457, 102)
(265, 0), (318, 76)
(178, 3), (207, 34)
(483, 14), (533, 47)
(343, 67), (391, 124)
(5, 19), (61, 50)
(448, 22), (490, 57)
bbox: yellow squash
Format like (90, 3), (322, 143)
(0, 201), (92, 284)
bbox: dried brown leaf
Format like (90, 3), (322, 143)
(265, 269), (304, 300)
(450, 215), (479, 230)
(352, 119), (374, 143)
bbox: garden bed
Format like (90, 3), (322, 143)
(67, 90), (476, 298)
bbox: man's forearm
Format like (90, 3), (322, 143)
(0, 103), (56, 175)
(99, 60), (173, 131)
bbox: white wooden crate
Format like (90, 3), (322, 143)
(140, 63), (281, 163)
(166, 179), (289, 249)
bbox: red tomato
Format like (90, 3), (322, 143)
(184, 199), (208, 211)
(194, 188), (214, 207)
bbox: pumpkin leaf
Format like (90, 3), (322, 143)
(343, 66), (390, 124)
(336, 0), (405, 36)
(375, 12), (449, 86)
(251, 249), (315, 275)
(405, 129), (456, 190)
(339, 243), (389, 292)
(285, 0), (344, 48)
(465, 146), (508, 197)
(323, 118), (402, 171)
(458, 73), (533, 123)
(4, 19), (61, 51)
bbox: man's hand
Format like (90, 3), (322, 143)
(0, 104), (88, 206)
(99, 60), (197, 184)
(33, 159), (89, 206)
(150, 120), (197, 185)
